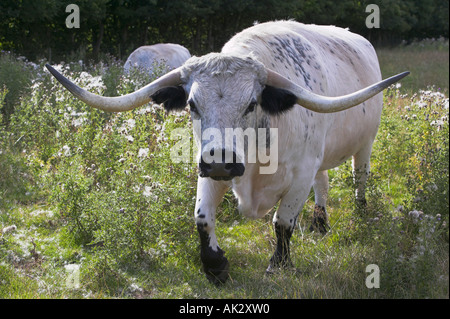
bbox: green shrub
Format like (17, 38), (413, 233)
(0, 53), (33, 125)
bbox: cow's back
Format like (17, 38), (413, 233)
(222, 20), (384, 170)
(222, 21), (381, 95)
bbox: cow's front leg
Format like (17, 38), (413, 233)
(266, 216), (295, 274)
(194, 177), (230, 285)
(266, 185), (311, 274)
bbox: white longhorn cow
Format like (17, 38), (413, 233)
(46, 21), (409, 285)
(123, 43), (191, 75)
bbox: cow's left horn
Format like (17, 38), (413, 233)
(265, 69), (410, 113)
(45, 64), (183, 112)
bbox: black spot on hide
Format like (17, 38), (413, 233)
(150, 86), (187, 112)
(261, 86), (297, 115)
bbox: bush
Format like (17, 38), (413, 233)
(0, 53), (34, 125)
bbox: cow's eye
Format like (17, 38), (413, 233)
(244, 101), (257, 116)
(189, 100), (198, 113)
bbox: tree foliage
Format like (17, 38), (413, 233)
(0, 0), (448, 61)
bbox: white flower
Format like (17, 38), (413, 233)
(118, 119), (136, 135)
(62, 145), (71, 156)
(430, 120), (445, 127)
(138, 148), (149, 158)
(418, 101), (427, 109)
(2, 225), (17, 234)
(72, 117), (85, 127)
(143, 185), (158, 201)
(128, 283), (143, 293)
(125, 119), (136, 129)
(143, 186), (152, 197)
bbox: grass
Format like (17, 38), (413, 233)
(377, 38), (449, 95)
(0, 41), (449, 299)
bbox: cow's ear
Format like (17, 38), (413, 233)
(260, 85), (297, 115)
(150, 86), (187, 112)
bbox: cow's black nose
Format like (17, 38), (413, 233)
(199, 149), (245, 181)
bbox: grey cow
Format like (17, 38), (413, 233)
(124, 43), (191, 75)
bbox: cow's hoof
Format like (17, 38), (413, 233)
(356, 198), (368, 214)
(309, 218), (330, 234)
(204, 256), (229, 286)
(265, 253), (294, 276)
(265, 264), (279, 276)
(309, 204), (330, 234)
(265, 263), (299, 276)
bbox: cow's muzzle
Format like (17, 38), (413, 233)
(199, 149), (245, 181)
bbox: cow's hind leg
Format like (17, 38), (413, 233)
(310, 170), (330, 234)
(352, 143), (373, 210)
(195, 178), (230, 285)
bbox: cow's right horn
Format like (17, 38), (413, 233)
(45, 64), (183, 112)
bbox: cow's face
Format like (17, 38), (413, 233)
(151, 53), (298, 180)
(186, 55), (265, 180)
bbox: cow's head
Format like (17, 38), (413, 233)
(150, 54), (299, 180)
(46, 54), (408, 180)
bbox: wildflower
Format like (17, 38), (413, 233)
(135, 105), (152, 115)
(138, 148), (149, 158)
(128, 283), (143, 294)
(409, 210), (423, 223)
(143, 186), (152, 197)
(125, 118), (136, 129)
(62, 145), (71, 157)
(2, 225), (17, 234)
(418, 101), (427, 109)
(118, 118), (136, 135)
(430, 120), (445, 130)
(143, 186), (158, 201)
(72, 117), (85, 127)
(126, 135), (134, 143)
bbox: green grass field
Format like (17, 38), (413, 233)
(377, 38), (449, 95)
(0, 41), (448, 299)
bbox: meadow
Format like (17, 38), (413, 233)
(0, 41), (448, 299)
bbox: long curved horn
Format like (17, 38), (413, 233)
(45, 64), (183, 112)
(265, 69), (410, 113)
